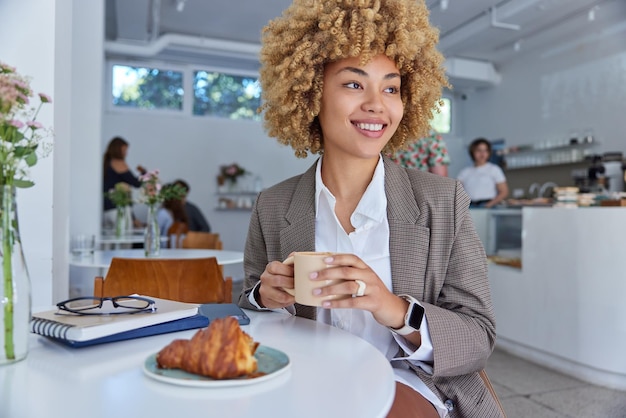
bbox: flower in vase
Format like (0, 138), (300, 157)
(1, 61), (53, 362)
(1, 61), (53, 188)
(219, 163), (248, 185)
(138, 169), (186, 207)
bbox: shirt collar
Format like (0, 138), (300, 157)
(315, 156), (387, 230)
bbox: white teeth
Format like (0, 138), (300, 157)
(356, 123), (383, 131)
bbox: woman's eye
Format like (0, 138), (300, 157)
(385, 86), (400, 94)
(344, 82), (361, 89)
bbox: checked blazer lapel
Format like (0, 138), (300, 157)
(280, 162), (317, 260)
(383, 158), (429, 302)
(280, 162), (318, 320)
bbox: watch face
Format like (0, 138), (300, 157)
(407, 303), (425, 329)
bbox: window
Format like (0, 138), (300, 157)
(112, 65), (184, 111)
(193, 71), (261, 121)
(430, 97), (451, 134)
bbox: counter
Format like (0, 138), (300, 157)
(471, 207), (626, 390)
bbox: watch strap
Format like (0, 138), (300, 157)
(388, 294), (424, 336)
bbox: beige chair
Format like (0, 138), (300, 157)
(93, 257), (232, 304)
(181, 231), (223, 250)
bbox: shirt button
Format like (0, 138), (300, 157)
(444, 399), (455, 411)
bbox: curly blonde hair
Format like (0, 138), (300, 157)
(259, 0), (449, 158)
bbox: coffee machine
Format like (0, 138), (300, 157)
(574, 153), (626, 193)
(601, 152), (625, 193)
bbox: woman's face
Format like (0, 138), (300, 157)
(121, 145), (128, 159)
(318, 54), (403, 161)
(473, 143), (490, 166)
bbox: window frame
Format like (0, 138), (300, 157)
(105, 60), (263, 122)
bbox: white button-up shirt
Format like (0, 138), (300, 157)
(314, 156), (446, 417)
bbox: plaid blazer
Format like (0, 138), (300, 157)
(239, 157), (502, 417)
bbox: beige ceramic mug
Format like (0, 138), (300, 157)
(282, 251), (349, 307)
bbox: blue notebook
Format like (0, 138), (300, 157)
(46, 314), (210, 348)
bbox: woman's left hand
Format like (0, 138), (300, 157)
(311, 253), (408, 329)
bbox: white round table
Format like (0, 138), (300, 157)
(69, 248), (244, 269)
(3, 310), (395, 418)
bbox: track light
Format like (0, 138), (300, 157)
(514, 40), (522, 52)
(440, 0), (449, 11)
(175, 0), (186, 13)
(588, 6), (599, 22)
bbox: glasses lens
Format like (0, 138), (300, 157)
(113, 296), (152, 310)
(62, 298), (102, 311)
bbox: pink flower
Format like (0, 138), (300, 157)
(27, 121), (43, 129)
(0, 62), (16, 73)
(38, 93), (52, 103)
(9, 119), (25, 128)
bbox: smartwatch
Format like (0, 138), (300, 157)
(388, 294), (425, 336)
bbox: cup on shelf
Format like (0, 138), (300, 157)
(70, 234), (96, 256)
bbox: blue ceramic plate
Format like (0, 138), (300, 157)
(143, 345), (290, 387)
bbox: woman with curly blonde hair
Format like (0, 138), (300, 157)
(238, 1), (501, 417)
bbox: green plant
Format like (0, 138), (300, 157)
(106, 182), (133, 207)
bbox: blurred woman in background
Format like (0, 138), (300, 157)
(457, 138), (508, 208)
(102, 136), (146, 228)
(157, 191), (189, 244)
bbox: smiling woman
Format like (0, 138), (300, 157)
(237, 1), (502, 417)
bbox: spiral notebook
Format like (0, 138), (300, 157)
(30, 296), (200, 344)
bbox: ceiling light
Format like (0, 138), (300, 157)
(588, 6), (599, 22)
(491, 6), (520, 31)
(514, 40), (522, 52)
(175, 0), (186, 13)
(440, 0), (449, 11)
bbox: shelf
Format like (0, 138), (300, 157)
(216, 191), (259, 196)
(216, 192), (257, 211)
(501, 142), (598, 170)
(505, 160), (589, 171)
(214, 207), (252, 212)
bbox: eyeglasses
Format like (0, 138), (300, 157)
(56, 296), (156, 315)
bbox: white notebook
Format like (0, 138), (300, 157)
(30, 296), (199, 342)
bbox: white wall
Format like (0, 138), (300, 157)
(0, 0), (56, 308)
(1, 0), (105, 306)
(458, 18), (626, 159)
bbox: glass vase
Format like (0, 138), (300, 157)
(0, 185), (31, 365)
(115, 206), (126, 237)
(144, 204), (160, 257)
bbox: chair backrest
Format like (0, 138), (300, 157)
(479, 369), (507, 417)
(167, 221), (189, 248)
(93, 257), (232, 304)
(181, 232), (223, 250)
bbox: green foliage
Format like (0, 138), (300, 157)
(193, 71), (261, 121)
(113, 66), (183, 110)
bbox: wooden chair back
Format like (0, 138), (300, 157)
(479, 369), (507, 417)
(167, 221), (189, 248)
(93, 257), (232, 304)
(181, 232), (223, 250)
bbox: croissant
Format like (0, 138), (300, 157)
(156, 316), (259, 379)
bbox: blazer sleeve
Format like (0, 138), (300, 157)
(423, 180), (496, 377)
(237, 191), (268, 310)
